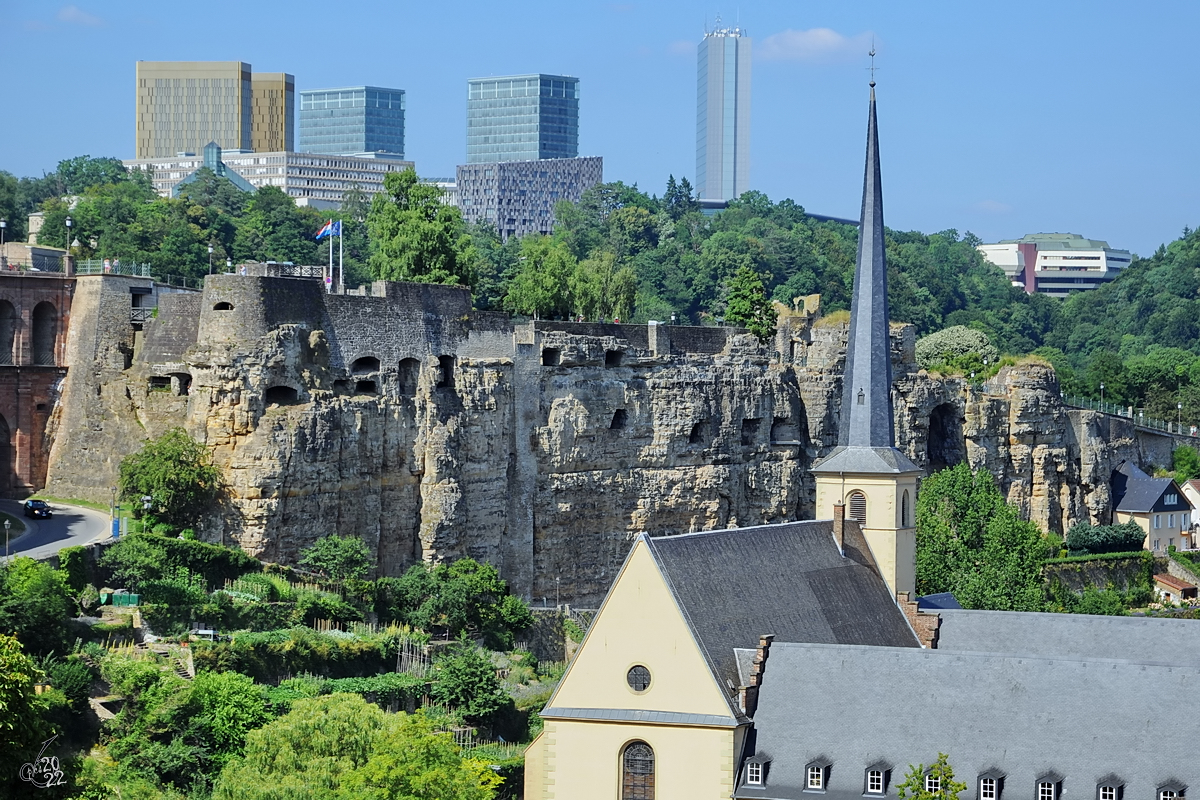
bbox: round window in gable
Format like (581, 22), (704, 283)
(626, 665), (651, 692)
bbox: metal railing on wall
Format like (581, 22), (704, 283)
(1, 256), (66, 273)
(75, 259), (152, 277)
(1063, 395), (1198, 436)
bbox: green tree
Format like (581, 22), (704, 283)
(212, 694), (500, 800)
(1174, 446), (1200, 480)
(570, 250), (637, 322)
(915, 326), (1001, 372)
(502, 235), (577, 319)
(916, 463), (1047, 611)
(429, 641), (509, 722)
(0, 634), (54, 799)
(368, 169), (475, 285)
(723, 265), (777, 341)
(55, 155), (130, 194)
(299, 535), (373, 581)
(896, 753), (967, 800)
(0, 557), (74, 655)
(118, 428), (221, 530)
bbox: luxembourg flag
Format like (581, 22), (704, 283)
(314, 219), (341, 240)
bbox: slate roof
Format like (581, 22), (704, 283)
(645, 519), (919, 693)
(810, 445), (922, 475)
(1115, 476), (1174, 512)
(735, 641), (1197, 800)
(935, 608), (1200, 664)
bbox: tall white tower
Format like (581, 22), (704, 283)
(696, 20), (751, 201)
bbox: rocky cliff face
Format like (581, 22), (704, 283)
(44, 276), (1185, 605)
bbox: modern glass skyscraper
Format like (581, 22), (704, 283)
(298, 87), (406, 158)
(466, 74), (579, 163)
(696, 23), (751, 201)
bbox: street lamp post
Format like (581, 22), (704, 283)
(0, 218), (7, 247)
(226, 258), (232, 274)
(64, 215), (73, 254)
(208, 244), (214, 274)
(3, 518), (10, 565)
(1179, 403), (1184, 432)
(555, 576), (560, 609)
(1100, 382), (1105, 410)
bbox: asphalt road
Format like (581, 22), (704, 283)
(0, 499), (113, 561)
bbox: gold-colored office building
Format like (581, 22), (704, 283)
(135, 61), (294, 159)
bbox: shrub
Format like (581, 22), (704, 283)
(100, 532), (259, 591)
(429, 640), (510, 723)
(299, 535), (373, 581)
(49, 656), (95, 713)
(916, 326), (1000, 372)
(118, 427), (221, 529)
(1065, 521), (1146, 556)
(59, 546), (89, 592)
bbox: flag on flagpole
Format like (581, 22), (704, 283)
(315, 219), (342, 240)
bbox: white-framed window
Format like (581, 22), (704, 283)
(1171, 538), (1176, 548)
(1184, 512), (1191, 529)
(1159, 791), (1178, 800)
(1155, 514), (1162, 529)
(747, 762), (762, 786)
(809, 765), (825, 790)
(1170, 513), (1176, 528)
(1167, 493), (1179, 505)
(868, 770), (884, 794)
(1154, 539), (1161, 551)
(1039, 782), (1057, 800)
(1100, 786), (1116, 800)
(926, 775), (941, 794)
(981, 777), (997, 800)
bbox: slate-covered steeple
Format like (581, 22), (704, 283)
(812, 83), (920, 476)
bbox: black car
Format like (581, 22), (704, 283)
(23, 499), (52, 519)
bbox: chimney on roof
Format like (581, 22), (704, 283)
(832, 502), (846, 556)
(740, 633), (775, 718)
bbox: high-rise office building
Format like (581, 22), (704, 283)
(134, 61), (294, 159)
(251, 73), (295, 153)
(457, 156), (602, 239)
(696, 22), (751, 201)
(298, 86), (406, 158)
(467, 74), (579, 163)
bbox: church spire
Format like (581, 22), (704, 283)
(840, 81), (892, 449)
(811, 81), (920, 475)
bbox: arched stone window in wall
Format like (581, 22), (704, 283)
(0, 300), (15, 365)
(398, 358), (420, 397)
(848, 491), (867, 524)
(351, 356), (380, 374)
(31, 302), (57, 366)
(621, 741), (655, 800)
(901, 489), (911, 527)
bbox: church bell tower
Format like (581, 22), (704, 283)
(810, 78), (922, 598)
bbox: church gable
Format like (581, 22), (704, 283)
(546, 537), (737, 722)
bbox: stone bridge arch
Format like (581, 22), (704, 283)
(31, 301), (57, 365)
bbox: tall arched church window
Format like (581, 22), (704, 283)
(848, 491), (867, 524)
(901, 489), (911, 527)
(622, 741), (655, 800)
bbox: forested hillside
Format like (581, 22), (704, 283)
(5, 157), (1200, 422)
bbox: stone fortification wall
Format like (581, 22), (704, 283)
(44, 273), (1198, 604)
(140, 292), (201, 364)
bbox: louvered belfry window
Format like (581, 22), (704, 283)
(848, 491), (867, 523)
(622, 742), (655, 800)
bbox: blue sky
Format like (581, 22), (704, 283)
(1, 0), (1195, 255)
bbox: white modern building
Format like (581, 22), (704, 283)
(124, 150), (415, 206)
(978, 232), (1132, 298)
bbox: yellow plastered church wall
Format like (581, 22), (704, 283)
(527, 538), (743, 799)
(814, 472), (918, 596)
(530, 719), (736, 800)
(549, 539), (736, 717)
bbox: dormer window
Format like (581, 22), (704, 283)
(1095, 779), (1124, 800)
(864, 762), (891, 796)
(927, 774), (941, 794)
(1167, 493), (1179, 505)
(1036, 774), (1063, 800)
(978, 771), (1005, 800)
(805, 759), (831, 792)
(747, 762), (763, 785)
(1157, 782), (1186, 800)
(1101, 789), (1116, 800)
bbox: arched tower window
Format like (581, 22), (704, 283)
(32, 301), (57, 365)
(901, 489), (911, 527)
(622, 741), (655, 800)
(848, 491), (867, 524)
